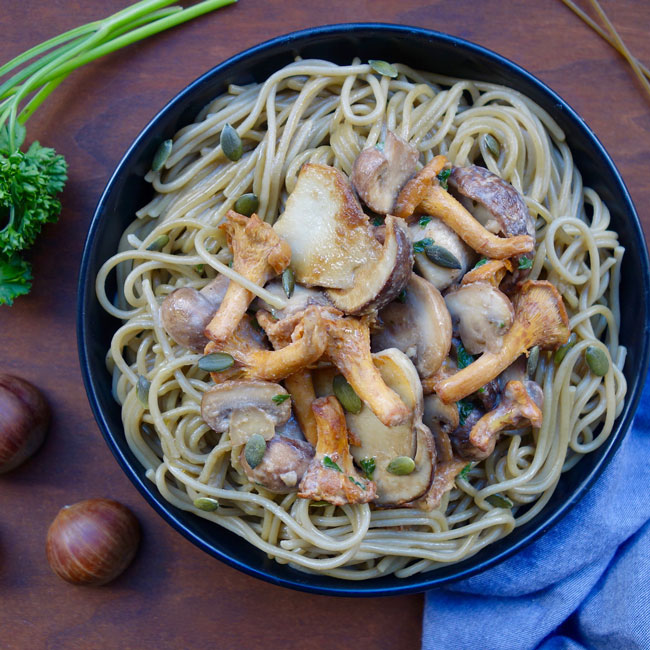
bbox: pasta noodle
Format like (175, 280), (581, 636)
(96, 58), (627, 579)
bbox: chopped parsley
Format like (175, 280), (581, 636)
(359, 457), (376, 480)
(473, 257), (488, 269)
(372, 215), (384, 226)
(272, 394), (290, 404)
(413, 237), (434, 254)
(418, 215), (432, 228)
(456, 342), (475, 369)
(457, 399), (475, 426)
(518, 256), (533, 270)
(458, 463), (473, 480)
(348, 476), (366, 490)
(322, 456), (342, 472)
(437, 168), (452, 190)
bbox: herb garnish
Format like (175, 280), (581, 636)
(456, 342), (475, 369)
(323, 456), (342, 472)
(359, 457), (376, 480)
(437, 168), (452, 190)
(473, 258), (488, 269)
(458, 463), (473, 480)
(272, 394), (290, 404)
(418, 216), (432, 228)
(348, 476), (366, 490)
(457, 399), (475, 426)
(413, 237), (434, 254)
(518, 256), (533, 270)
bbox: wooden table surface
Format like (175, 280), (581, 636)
(1, 1), (648, 648)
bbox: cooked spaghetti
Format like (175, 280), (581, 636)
(96, 59), (627, 579)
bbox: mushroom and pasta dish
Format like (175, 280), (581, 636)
(97, 59), (627, 579)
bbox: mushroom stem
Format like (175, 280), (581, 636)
(324, 314), (411, 427)
(394, 155), (449, 219)
(420, 185), (534, 259)
(283, 370), (319, 447)
(298, 396), (376, 505)
(205, 211), (291, 344)
(470, 380), (543, 454)
(434, 281), (570, 403)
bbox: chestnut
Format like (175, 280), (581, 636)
(0, 374), (50, 474)
(46, 498), (141, 586)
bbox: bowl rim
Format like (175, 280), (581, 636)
(77, 22), (650, 597)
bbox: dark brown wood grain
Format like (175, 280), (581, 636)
(0, 1), (648, 648)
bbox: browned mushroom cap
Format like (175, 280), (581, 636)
(326, 215), (413, 315)
(240, 435), (314, 494)
(351, 130), (420, 215)
(298, 396), (376, 505)
(273, 163), (382, 289)
(444, 282), (515, 355)
(160, 274), (229, 351)
(469, 380), (543, 456)
(395, 161), (534, 260)
(201, 379), (291, 446)
(434, 280), (570, 403)
(449, 165), (535, 273)
(372, 274), (452, 379)
(204, 211), (291, 344)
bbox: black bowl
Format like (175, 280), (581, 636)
(77, 24), (650, 596)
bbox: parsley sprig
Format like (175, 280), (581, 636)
(0, 0), (234, 305)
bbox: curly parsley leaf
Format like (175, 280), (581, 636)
(359, 457), (376, 480)
(0, 254), (32, 305)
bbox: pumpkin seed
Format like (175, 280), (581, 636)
(424, 242), (462, 269)
(387, 456), (416, 475)
(234, 192), (259, 216)
(333, 374), (362, 414)
(136, 375), (151, 407)
(221, 123), (243, 161)
(486, 494), (513, 508)
(554, 332), (577, 364)
(483, 133), (500, 158)
(147, 234), (169, 251)
(244, 433), (267, 469)
(585, 346), (609, 376)
(368, 59), (398, 78)
(527, 346), (540, 378)
(198, 352), (234, 373)
(152, 138), (173, 171)
(282, 267), (295, 298)
(194, 497), (219, 512)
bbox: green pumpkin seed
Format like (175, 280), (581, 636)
(152, 138), (173, 171)
(136, 375), (151, 407)
(234, 193), (259, 216)
(194, 497), (219, 511)
(221, 123), (243, 161)
(424, 243), (462, 269)
(483, 133), (500, 158)
(244, 433), (267, 469)
(333, 374), (362, 414)
(368, 59), (398, 78)
(527, 346), (540, 378)
(147, 234), (169, 251)
(554, 332), (577, 364)
(387, 456), (416, 475)
(486, 494), (513, 508)
(282, 268), (295, 298)
(198, 352), (234, 373)
(585, 346), (609, 376)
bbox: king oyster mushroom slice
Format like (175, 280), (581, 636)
(313, 348), (435, 507)
(201, 380), (291, 446)
(273, 163), (382, 289)
(372, 274), (452, 379)
(409, 217), (476, 291)
(160, 274), (229, 351)
(444, 281), (515, 355)
(326, 215), (413, 315)
(240, 435), (314, 494)
(351, 129), (420, 215)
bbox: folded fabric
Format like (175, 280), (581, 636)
(422, 373), (650, 650)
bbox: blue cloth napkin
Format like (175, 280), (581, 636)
(422, 373), (650, 650)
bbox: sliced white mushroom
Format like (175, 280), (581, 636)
(372, 274), (452, 379)
(160, 274), (229, 351)
(314, 348), (435, 506)
(254, 281), (330, 320)
(273, 163), (381, 289)
(444, 282), (514, 355)
(201, 380), (291, 446)
(409, 217), (476, 291)
(351, 130), (419, 215)
(326, 215), (413, 315)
